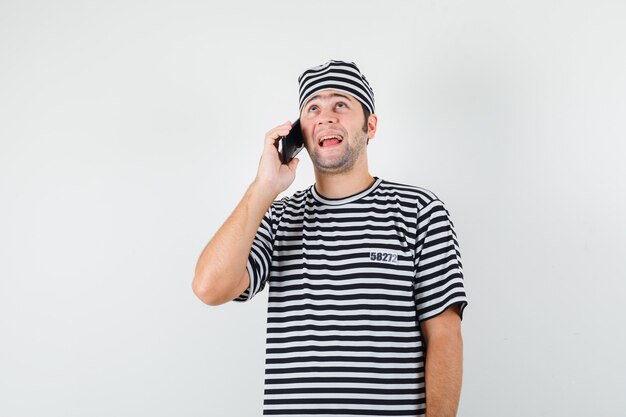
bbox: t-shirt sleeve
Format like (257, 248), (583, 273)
(413, 198), (468, 321)
(232, 201), (278, 303)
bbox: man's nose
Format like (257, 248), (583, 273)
(317, 108), (338, 124)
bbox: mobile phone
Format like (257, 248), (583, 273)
(280, 119), (304, 165)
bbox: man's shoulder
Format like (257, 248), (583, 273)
(271, 186), (310, 209)
(377, 178), (442, 207)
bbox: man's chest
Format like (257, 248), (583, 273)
(269, 207), (417, 293)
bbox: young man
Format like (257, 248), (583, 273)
(193, 60), (468, 417)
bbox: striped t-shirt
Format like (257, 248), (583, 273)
(233, 177), (468, 416)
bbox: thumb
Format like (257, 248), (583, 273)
(288, 157), (300, 171)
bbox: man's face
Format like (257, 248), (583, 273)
(299, 90), (370, 174)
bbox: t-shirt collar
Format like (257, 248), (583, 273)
(310, 177), (382, 206)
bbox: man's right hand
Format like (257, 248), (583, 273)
(254, 121), (300, 197)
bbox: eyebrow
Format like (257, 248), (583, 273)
(304, 92), (352, 107)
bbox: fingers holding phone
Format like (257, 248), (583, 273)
(256, 121), (301, 195)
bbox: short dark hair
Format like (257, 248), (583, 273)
(361, 103), (370, 133)
(361, 102), (371, 144)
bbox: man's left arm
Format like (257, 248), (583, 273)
(420, 304), (463, 417)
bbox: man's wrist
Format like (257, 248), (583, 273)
(249, 179), (280, 206)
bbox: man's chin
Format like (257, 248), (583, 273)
(312, 157), (354, 175)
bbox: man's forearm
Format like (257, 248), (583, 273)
(424, 330), (463, 417)
(192, 180), (277, 303)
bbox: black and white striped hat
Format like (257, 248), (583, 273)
(298, 60), (375, 114)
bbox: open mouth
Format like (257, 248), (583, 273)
(318, 134), (344, 148)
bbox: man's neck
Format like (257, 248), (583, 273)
(313, 164), (375, 199)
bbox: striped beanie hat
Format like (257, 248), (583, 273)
(298, 60), (375, 114)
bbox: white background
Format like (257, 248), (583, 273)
(1, 1), (625, 416)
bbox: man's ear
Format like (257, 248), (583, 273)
(367, 113), (378, 142)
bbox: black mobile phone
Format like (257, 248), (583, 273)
(280, 119), (304, 165)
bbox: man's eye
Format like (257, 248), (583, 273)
(308, 105), (318, 112)
(336, 102), (347, 108)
